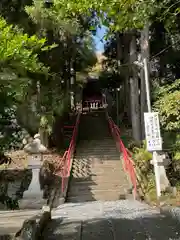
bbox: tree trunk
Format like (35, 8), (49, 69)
(140, 25), (150, 139)
(51, 115), (64, 150)
(116, 32), (123, 70)
(39, 127), (49, 147)
(140, 68), (146, 139)
(116, 32), (124, 123)
(129, 35), (141, 141)
(129, 76), (141, 141)
(124, 77), (131, 123)
(122, 34), (131, 124)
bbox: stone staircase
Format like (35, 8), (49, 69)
(42, 111), (180, 239)
(66, 111), (131, 202)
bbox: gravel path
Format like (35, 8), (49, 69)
(43, 200), (180, 239)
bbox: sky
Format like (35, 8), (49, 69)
(93, 26), (107, 53)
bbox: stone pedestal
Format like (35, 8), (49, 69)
(150, 152), (170, 192)
(19, 154), (46, 209)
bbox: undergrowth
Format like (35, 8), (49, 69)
(128, 140), (180, 205)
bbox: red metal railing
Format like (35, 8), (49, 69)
(107, 114), (137, 198)
(60, 112), (81, 195)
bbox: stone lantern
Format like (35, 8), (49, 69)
(19, 134), (48, 209)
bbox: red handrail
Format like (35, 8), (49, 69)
(107, 115), (137, 198)
(61, 112), (81, 194)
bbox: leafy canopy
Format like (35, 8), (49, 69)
(52, 0), (166, 31)
(0, 17), (48, 73)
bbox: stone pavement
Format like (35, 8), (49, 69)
(0, 209), (39, 236)
(43, 200), (180, 239)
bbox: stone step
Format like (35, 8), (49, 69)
(76, 138), (115, 142)
(71, 170), (126, 177)
(68, 189), (127, 198)
(73, 156), (120, 160)
(72, 161), (120, 167)
(72, 167), (123, 175)
(71, 174), (126, 181)
(74, 152), (118, 156)
(67, 191), (128, 202)
(74, 156), (119, 160)
(77, 140), (115, 143)
(77, 143), (115, 147)
(75, 148), (118, 152)
(68, 183), (125, 192)
(78, 140), (114, 143)
(72, 160), (121, 165)
(69, 180), (129, 189)
(76, 143), (117, 147)
(73, 159), (121, 162)
(72, 168), (121, 173)
(72, 162), (122, 168)
(69, 178), (128, 185)
(73, 160), (121, 165)
(73, 158), (120, 163)
(71, 172), (126, 180)
(72, 168), (122, 174)
(69, 183), (129, 192)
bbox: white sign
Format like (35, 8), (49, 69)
(144, 112), (162, 151)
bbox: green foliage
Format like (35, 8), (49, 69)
(25, 0), (80, 35)
(163, 132), (180, 162)
(0, 16), (49, 150)
(24, 0), (97, 137)
(0, 17), (47, 73)
(153, 80), (180, 131)
(132, 141), (152, 163)
(153, 79), (180, 99)
(25, 0), (96, 72)
(129, 140), (155, 199)
(0, 0), (98, 152)
(153, 79), (180, 167)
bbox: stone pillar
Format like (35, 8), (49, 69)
(150, 152), (170, 192)
(19, 154), (47, 209)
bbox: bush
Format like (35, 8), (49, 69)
(154, 90), (180, 131)
(129, 141), (156, 200)
(129, 141), (152, 173)
(153, 79), (180, 186)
